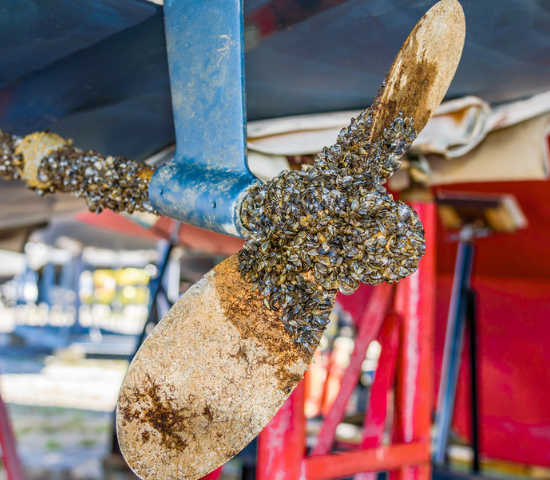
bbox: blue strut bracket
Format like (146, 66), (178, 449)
(149, 0), (260, 237)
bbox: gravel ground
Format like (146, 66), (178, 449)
(0, 357), (128, 411)
(0, 348), (241, 480)
(0, 350), (134, 479)
(5, 404), (115, 479)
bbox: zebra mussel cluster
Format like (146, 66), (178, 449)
(239, 108), (425, 352)
(0, 128), (156, 215)
(0, 130), (22, 180)
(35, 146), (157, 214)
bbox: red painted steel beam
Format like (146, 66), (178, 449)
(257, 380), (306, 480)
(201, 466), (222, 480)
(304, 350), (326, 418)
(305, 442), (431, 480)
(391, 198), (437, 480)
(355, 313), (402, 480)
(361, 313), (402, 448)
(0, 391), (26, 480)
(312, 283), (394, 456)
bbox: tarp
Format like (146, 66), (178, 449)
(247, 94), (550, 187)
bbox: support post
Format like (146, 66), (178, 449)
(391, 196), (436, 480)
(355, 313), (402, 480)
(135, 239), (174, 350)
(467, 289), (480, 473)
(312, 283), (394, 456)
(201, 466), (223, 480)
(433, 229), (475, 466)
(257, 381), (306, 480)
(112, 238), (175, 457)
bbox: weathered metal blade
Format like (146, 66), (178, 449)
(370, 0), (465, 141)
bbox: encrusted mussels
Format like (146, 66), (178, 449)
(239, 107), (425, 352)
(0, 130), (22, 180)
(0, 129), (156, 215)
(35, 146), (156, 214)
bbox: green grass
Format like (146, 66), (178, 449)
(80, 438), (98, 448)
(45, 438), (62, 451)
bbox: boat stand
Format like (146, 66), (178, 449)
(432, 191), (526, 473)
(257, 197), (436, 480)
(432, 226), (480, 472)
(109, 229), (178, 463)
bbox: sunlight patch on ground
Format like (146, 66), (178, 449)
(0, 358), (128, 411)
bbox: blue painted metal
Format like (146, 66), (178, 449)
(433, 228), (476, 466)
(149, 0), (260, 237)
(69, 253), (85, 336)
(134, 238), (173, 352)
(39, 262), (55, 308)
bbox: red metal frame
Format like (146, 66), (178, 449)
(0, 390), (26, 480)
(355, 313), (402, 480)
(306, 443), (430, 480)
(255, 198), (436, 480)
(391, 200), (436, 480)
(258, 381), (307, 480)
(360, 313), (402, 450)
(312, 283), (394, 456)
(201, 466), (223, 480)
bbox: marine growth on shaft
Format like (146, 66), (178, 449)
(239, 106), (425, 353)
(0, 129), (156, 215)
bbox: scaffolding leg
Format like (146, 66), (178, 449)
(391, 199), (436, 480)
(312, 283), (394, 456)
(355, 313), (402, 480)
(433, 232), (475, 467)
(257, 381), (306, 480)
(201, 466), (223, 480)
(467, 288), (480, 473)
(111, 238), (174, 458)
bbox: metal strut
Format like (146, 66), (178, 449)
(149, 0), (260, 237)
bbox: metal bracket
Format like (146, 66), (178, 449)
(149, 0), (260, 237)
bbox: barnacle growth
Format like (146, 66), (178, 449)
(0, 129), (156, 215)
(239, 107), (425, 352)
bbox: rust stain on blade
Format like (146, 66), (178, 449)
(214, 255), (314, 392)
(118, 373), (201, 452)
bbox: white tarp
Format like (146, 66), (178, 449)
(248, 96), (491, 158)
(406, 113), (550, 188)
(246, 91), (550, 186)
